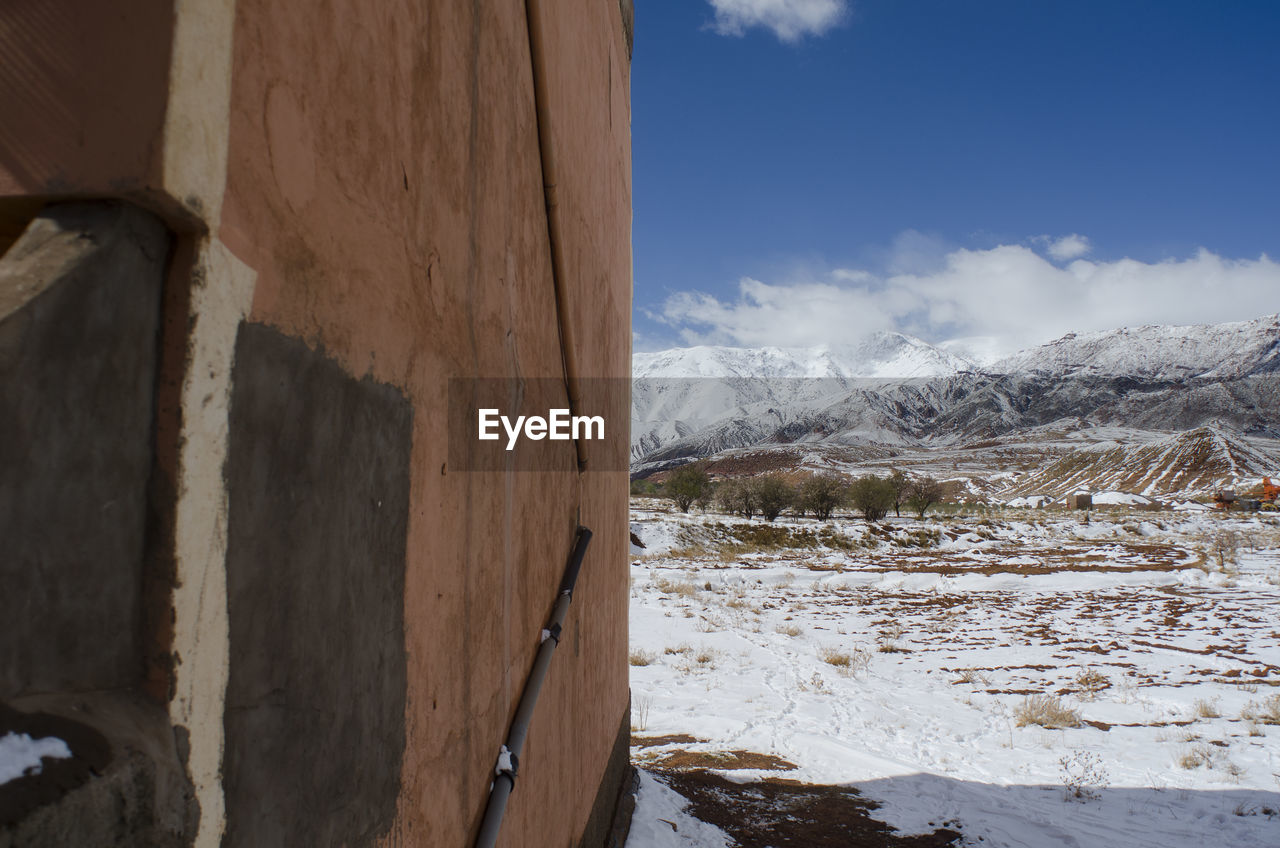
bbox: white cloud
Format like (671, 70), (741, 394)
(659, 278), (905, 347)
(1046, 233), (1091, 261)
(706, 0), (848, 43)
(657, 237), (1280, 357)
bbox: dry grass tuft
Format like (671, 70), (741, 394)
(1014, 695), (1082, 729)
(954, 668), (990, 686)
(654, 577), (700, 597)
(776, 623), (804, 637)
(819, 647), (853, 668)
(1193, 698), (1221, 719)
(1176, 742), (1235, 773)
(1241, 694), (1280, 725)
(818, 645), (871, 676)
(629, 649), (657, 667)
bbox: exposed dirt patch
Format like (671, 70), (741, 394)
(653, 769), (963, 848)
(644, 749), (798, 771)
(632, 733), (704, 749)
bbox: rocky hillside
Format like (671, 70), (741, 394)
(1000, 427), (1280, 499)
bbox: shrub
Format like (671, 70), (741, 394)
(752, 474), (794, 522)
(848, 474), (896, 523)
(629, 649), (656, 666)
(1202, 529), (1242, 570)
(666, 463), (711, 513)
(796, 473), (846, 520)
(1073, 668), (1110, 698)
(1059, 750), (1108, 801)
(630, 477), (660, 497)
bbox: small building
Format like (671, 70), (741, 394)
(1067, 493), (1093, 510)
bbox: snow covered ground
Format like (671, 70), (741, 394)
(625, 501), (1280, 847)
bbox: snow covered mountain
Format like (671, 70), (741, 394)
(630, 315), (1280, 481)
(633, 332), (975, 380)
(631, 332), (975, 463)
(989, 314), (1280, 380)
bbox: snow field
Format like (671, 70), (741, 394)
(626, 506), (1280, 848)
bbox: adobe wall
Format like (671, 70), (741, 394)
(0, 1), (633, 845)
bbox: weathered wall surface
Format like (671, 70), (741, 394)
(1, 0), (632, 846)
(218, 1), (633, 844)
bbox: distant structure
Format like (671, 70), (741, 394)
(0, 1), (634, 846)
(1067, 493), (1093, 510)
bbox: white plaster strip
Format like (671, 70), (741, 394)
(168, 240), (255, 848)
(162, 2), (244, 843)
(162, 0), (238, 226)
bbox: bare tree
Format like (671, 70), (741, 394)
(905, 475), (943, 519)
(887, 468), (908, 517)
(717, 478), (758, 519)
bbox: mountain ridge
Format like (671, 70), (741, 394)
(633, 330), (977, 380)
(630, 314), (1280, 492)
(636, 314), (1280, 382)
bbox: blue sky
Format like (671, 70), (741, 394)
(631, 0), (1280, 358)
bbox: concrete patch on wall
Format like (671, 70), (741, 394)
(0, 202), (170, 697)
(223, 322), (411, 847)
